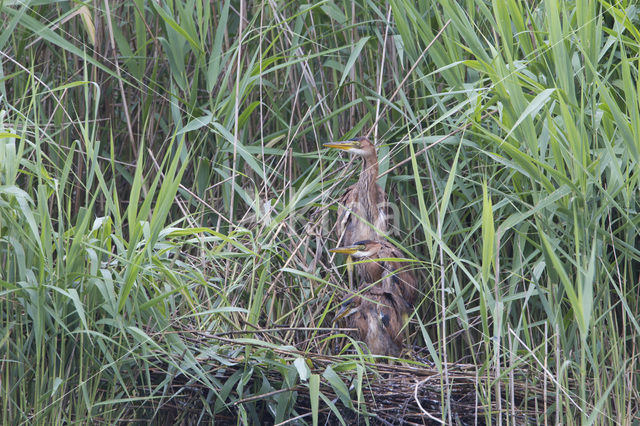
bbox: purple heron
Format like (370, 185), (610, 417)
(330, 240), (417, 307)
(330, 240), (418, 357)
(324, 137), (387, 287)
(335, 287), (404, 357)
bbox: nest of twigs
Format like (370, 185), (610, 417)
(140, 326), (548, 424)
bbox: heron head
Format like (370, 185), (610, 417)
(334, 297), (358, 321)
(324, 136), (375, 157)
(330, 240), (381, 258)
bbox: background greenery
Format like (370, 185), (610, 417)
(1, 0), (639, 423)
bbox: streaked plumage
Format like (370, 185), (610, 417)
(331, 240), (418, 356)
(332, 240), (417, 308)
(324, 137), (387, 286)
(337, 287), (403, 357)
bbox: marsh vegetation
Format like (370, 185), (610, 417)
(1, 0), (639, 423)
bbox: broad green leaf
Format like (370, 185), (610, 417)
(293, 357), (310, 382)
(322, 365), (352, 409)
(339, 37), (370, 87)
(309, 374), (320, 426)
(481, 182), (494, 285)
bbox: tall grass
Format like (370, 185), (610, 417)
(1, 0), (639, 423)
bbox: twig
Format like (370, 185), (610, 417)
(234, 385), (300, 406)
(373, 6), (393, 142)
(379, 109), (497, 179)
(414, 376), (446, 424)
(103, 0), (137, 158)
(367, 20), (452, 139)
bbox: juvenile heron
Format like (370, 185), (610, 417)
(324, 137), (387, 287)
(330, 240), (417, 307)
(331, 240), (418, 356)
(334, 287), (404, 357)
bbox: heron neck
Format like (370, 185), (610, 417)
(362, 153), (378, 177)
(359, 153), (380, 202)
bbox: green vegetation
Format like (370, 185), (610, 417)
(1, 0), (639, 423)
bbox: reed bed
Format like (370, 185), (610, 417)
(1, 0), (639, 424)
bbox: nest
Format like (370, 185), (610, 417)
(137, 327), (549, 424)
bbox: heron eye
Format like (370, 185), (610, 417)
(356, 244), (366, 250)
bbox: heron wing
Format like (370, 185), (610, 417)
(378, 243), (418, 306)
(336, 184), (358, 245)
(336, 183), (388, 246)
(375, 184), (388, 234)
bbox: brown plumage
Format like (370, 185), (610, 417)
(324, 137), (387, 286)
(337, 287), (404, 357)
(331, 240), (418, 357)
(332, 240), (417, 308)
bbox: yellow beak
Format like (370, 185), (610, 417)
(335, 299), (358, 321)
(323, 140), (358, 151)
(329, 244), (364, 255)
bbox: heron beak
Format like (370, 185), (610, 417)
(335, 299), (358, 321)
(329, 244), (365, 255)
(323, 140), (359, 151)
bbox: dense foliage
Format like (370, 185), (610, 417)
(1, 0), (639, 423)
